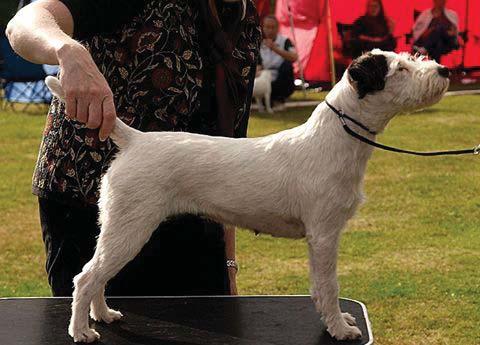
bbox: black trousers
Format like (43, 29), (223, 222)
(415, 27), (459, 63)
(38, 197), (230, 296)
(271, 61), (295, 102)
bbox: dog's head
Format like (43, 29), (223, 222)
(347, 49), (449, 111)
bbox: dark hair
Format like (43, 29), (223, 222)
(366, 0), (388, 28)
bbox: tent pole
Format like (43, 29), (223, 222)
(461, 0), (469, 70)
(286, 0), (307, 98)
(326, 0), (336, 87)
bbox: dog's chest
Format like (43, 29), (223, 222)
(253, 73), (271, 97)
(216, 211), (306, 239)
(252, 215), (306, 239)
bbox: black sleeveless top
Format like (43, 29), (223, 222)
(32, 0), (261, 206)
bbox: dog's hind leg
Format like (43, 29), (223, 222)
(90, 287), (123, 323)
(307, 227), (362, 341)
(68, 198), (167, 343)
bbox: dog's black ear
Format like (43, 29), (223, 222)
(348, 53), (388, 99)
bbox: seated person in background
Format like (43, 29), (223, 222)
(413, 0), (459, 63)
(260, 15), (298, 110)
(351, 0), (396, 58)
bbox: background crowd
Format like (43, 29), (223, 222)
(348, 0), (460, 62)
(255, 0), (468, 110)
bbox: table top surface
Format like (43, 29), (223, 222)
(0, 296), (373, 345)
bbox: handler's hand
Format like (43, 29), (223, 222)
(56, 42), (116, 141)
(263, 38), (275, 50)
(228, 267), (238, 295)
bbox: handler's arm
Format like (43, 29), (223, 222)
(6, 0), (75, 65)
(6, 0), (116, 141)
(271, 44), (298, 63)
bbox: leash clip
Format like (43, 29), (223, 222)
(473, 144), (480, 155)
(336, 109), (347, 124)
(338, 114), (347, 126)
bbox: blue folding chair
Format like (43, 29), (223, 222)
(0, 33), (52, 111)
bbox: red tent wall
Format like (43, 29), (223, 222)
(303, 16), (330, 82)
(465, 0), (480, 68)
(255, 0), (270, 22)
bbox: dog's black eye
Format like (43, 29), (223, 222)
(398, 66), (408, 72)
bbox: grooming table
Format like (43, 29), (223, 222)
(0, 296), (373, 345)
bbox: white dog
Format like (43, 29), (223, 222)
(45, 49), (449, 343)
(252, 69), (273, 113)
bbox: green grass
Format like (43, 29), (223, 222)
(1, 96), (480, 344)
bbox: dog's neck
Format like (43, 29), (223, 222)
(325, 77), (397, 134)
(298, 78), (382, 179)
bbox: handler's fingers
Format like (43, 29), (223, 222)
(99, 96), (116, 141)
(86, 99), (102, 129)
(75, 98), (89, 124)
(64, 95), (77, 119)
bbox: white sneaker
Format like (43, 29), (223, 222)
(461, 78), (477, 85)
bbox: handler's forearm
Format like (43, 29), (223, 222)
(6, 0), (77, 65)
(224, 226), (236, 260)
(7, 0), (117, 141)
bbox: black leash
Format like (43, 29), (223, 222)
(325, 101), (480, 157)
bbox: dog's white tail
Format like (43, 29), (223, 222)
(45, 76), (139, 147)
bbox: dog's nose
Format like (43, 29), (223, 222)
(437, 66), (450, 78)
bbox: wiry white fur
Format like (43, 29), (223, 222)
(252, 69), (273, 113)
(46, 50), (449, 343)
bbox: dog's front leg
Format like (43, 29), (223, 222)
(255, 97), (265, 112)
(264, 91), (273, 114)
(307, 232), (362, 340)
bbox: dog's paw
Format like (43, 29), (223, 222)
(327, 323), (362, 341)
(342, 312), (357, 326)
(90, 308), (123, 324)
(69, 327), (100, 343)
